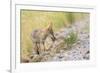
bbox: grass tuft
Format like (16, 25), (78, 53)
(64, 32), (78, 48)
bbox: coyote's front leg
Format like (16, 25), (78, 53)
(42, 41), (45, 51)
(34, 42), (40, 55)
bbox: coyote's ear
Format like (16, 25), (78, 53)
(49, 21), (53, 25)
(45, 21), (53, 31)
(47, 21), (53, 29)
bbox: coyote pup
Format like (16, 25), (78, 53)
(31, 22), (56, 54)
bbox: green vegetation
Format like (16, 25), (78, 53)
(64, 32), (78, 48)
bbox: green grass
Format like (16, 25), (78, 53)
(64, 32), (78, 48)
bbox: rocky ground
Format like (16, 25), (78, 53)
(25, 19), (90, 62)
(50, 19), (90, 61)
(51, 31), (89, 61)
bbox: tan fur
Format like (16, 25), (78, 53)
(31, 22), (56, 55)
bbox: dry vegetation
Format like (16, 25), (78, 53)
(20, 10), (89, 63)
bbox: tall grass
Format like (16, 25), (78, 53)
(20, 10), (89, 61)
